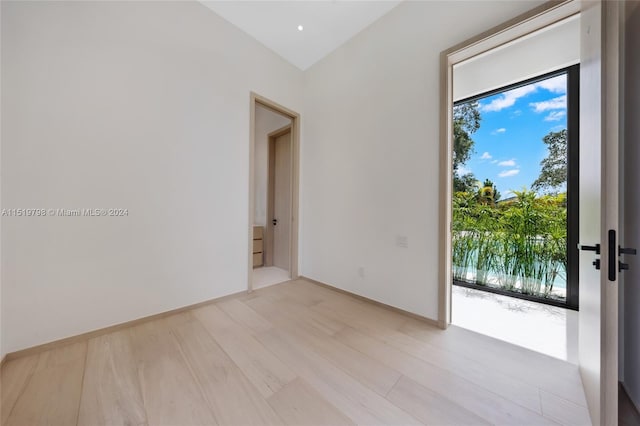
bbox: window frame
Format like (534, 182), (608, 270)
(452, 64), (580, 310)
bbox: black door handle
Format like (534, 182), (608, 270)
(272, 218), (278, 226)
(579, 237), (635, 275)
(579, 243), (602, 271)
(619, 245), (636, 272)
(619, 246), (637, 255)
(608, 230), (616, 281)
(578, 244), (601, 254)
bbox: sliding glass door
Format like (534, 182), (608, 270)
(451, 65), (579, 309)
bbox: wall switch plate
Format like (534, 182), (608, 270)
(396, 235), (408, 248)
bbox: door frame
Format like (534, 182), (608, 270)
(438, 0), (581, 329)
(249, 93), (300, 292)
(265, 124), (293, 268)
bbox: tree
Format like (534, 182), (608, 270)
(452, 101), (481, 193)
(453, 101), (481, 173)
(478, 178), (501, 205)
(532, 129), (567, 193)
(454, 172), (478, 193)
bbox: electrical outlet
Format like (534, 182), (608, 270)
(396, 235), (409, 248)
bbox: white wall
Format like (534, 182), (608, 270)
(254, 105), (290, 226)
(300, 0), (544, 319)
(1, 0), (552, 354)
(1, 1), (302, 354)
(454, 14), (580, 102)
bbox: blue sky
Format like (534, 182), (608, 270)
(458, 73), (567, 199)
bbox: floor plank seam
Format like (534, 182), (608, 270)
(168, 327), (221, 425)
(3, 358), (37, 424)
(131, 331), (151, 426)
(75, 341), (90, 426)
(384, 374), (403, 398)
(196, 302), (297, 399)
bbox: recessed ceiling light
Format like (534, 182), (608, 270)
(297, 25), (304, 31)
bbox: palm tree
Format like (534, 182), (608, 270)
(477, 179), (499, 206)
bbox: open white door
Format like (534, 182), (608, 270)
(439, 1), (624, 422)
(578, 1), (622, 424)
(272, 129), (292, 271)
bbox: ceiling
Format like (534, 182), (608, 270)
(200, 1), (402, 70)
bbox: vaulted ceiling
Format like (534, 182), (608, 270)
(201, 1), (402, 70)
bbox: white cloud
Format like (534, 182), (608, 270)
(458, 165), (472, 175)
(499, 169), (520, 178)
(537, 74), (567, 94)
(491, 160), (498, 164)
(481, 85), (537, 112)
(480, 152), (492, 160)
(530, 95), (567, 112)
(478, 75), (567, 114)
(498, 159), (516, 167)
(491, 128), (507, 135)
(544, 111), (567, 121)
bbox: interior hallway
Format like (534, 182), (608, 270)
(253, 266), (290, 290)
(1, 279), (590, 426)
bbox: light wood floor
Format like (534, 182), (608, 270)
(1, 279), (592, 426)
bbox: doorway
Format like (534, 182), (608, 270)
(249, 93), (300, 291)
(440, 2), (624, 424)
(447, 16), (581, 363)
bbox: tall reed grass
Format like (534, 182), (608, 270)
(452, 190), (567, 299)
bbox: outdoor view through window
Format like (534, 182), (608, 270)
(452, 71), (572, 305)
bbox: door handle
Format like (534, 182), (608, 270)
(619, 244), (636, 272)
(579, 244), (602, 271)
(272, 218), (278, 226)
(608, 230), (616, 281)
(578, 243), (600, 254)
(619, 246), (637, 255)
(579, 236), (636, 276)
